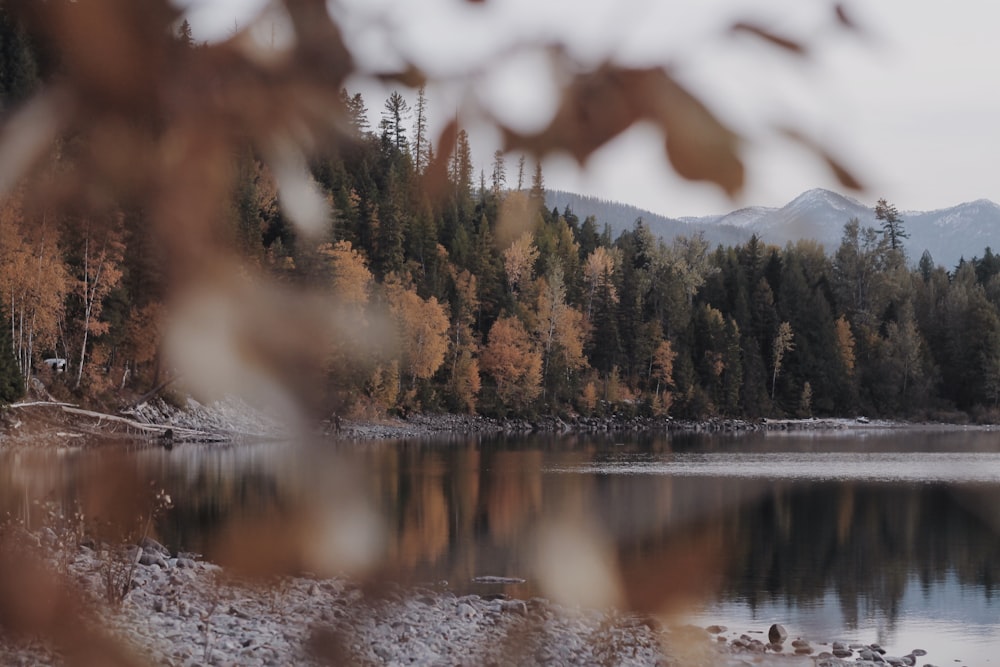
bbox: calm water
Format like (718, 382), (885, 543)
(3, 428), (999, 663)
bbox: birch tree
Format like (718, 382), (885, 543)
(72, 217), (125, 389)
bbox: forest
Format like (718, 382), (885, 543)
(0, 15), (999, 423)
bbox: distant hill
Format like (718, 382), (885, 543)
(545, 190), (750, 249)
(547, 188), (1000, 268)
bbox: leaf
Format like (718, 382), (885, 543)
(501, 65), (744, 196)
(777, 126), (864, 191)
(501, 66), (643, 162)
(730, 22), (807, 55)
(835, 3), (858, 30)
(643, 70), (744, 196)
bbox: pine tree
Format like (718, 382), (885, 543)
(380, 91), (410, 153)
(411, 85), (429, 174)
(875, 197), (908, 253)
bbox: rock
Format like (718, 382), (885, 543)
(139, 551), (167, 568)
(705, 624), (727, 634)
(884, 656), (907, 666)
(500, 600), (527, 616)
(911, 648), (927, 656)
(140, 536), (171, 558)
(767, 623), (788, 644)
(456, 603), (477, 619)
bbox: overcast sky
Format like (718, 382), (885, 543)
(178, 0), (1000, 218)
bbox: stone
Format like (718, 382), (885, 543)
(705, 625), (727, 634)
(911, 649), (927, 656)
(500, 600), (527, 616)
(139, 552), (167, 568)
(141, 536), (171, 558)
(767, 623), (788, 644)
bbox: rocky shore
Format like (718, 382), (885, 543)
(331, 412), (912, 441)
(0, 399), (984, 665)
(0, 530), (951, 667)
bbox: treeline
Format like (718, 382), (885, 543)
(0, 24), (999, 420)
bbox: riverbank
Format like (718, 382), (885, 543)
(0, 529), (945, 667)
(3, 392), (994, 448)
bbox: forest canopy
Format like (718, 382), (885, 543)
(0, 1), (997, 422)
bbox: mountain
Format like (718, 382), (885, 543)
(545, 190), (751, 249)
(547, 188), (1000, 268)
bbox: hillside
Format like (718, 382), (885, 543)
(550, 188), (1000, 267)
(545, 190), (750, 249)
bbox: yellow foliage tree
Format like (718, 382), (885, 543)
(322, 240), (373, 307)
(387, 281), (450, 387)
(481, 316), (542, 410)
(582, 246), (617, 319)
(0, 195), (70, 383)
(834, 315), (856, 374)
(502, 231), (538, 297)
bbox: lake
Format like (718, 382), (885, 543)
(3, 427), (999, 664)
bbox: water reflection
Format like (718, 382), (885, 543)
(1, 430), (999, 656)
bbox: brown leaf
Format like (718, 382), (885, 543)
(641, 70), (744, 196)
(823, 153), (863, 191)
(835, 3), (858, 30)
(730, 22), (807, 55)
(502, 66), (643, 162)
(778, 126), (864, 191)
(501, 65), (744, 196)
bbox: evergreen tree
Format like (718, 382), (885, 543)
(380, 91), (411, 153)
(875, 197), (908, 254)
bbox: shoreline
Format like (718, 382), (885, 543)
(0, 399), (983, 665)
(3, 394), (996, 447)
(0, 530), (940, 667)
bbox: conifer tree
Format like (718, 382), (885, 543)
(875, 197), (908, 253)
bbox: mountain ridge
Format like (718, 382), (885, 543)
(546, 188), (999, 268)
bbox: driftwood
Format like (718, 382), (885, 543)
(8, 402), (225, 442)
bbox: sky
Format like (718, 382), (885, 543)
(176, 0), (1000, 219)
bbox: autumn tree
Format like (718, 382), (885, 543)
(534, 267), (588, 402)
(582, 246), (617, 319)
(0, 195), (69, 383)
(503, 231), (538, 297)
(771, 321), (794, 401)
(68, 215), (125, 390)
(444, 264), (482, 413)
(652, 339), (676, 412)
(386, 278), (450, 390)
(480, 315), (542, 413)
(323, 240), (373, 307)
